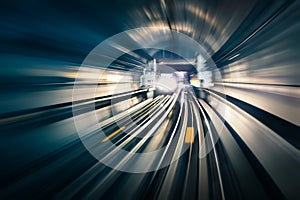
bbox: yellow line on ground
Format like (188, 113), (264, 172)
(185, 127), (194, 143)
(102, 126), (125, 142)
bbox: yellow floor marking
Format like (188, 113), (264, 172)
(102, 126), (125, 142)
(185, 127), (194, 143)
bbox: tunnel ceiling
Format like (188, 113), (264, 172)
(1, 0), (296, 70)
(1, 0), (299, 85)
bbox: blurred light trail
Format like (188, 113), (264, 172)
(102, 126), (125, 142)
(185, 127), (194, 144)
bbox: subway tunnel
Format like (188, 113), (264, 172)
(0, 0), (299, 199)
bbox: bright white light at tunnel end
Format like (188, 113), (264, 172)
(72, 27), (227, 173)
